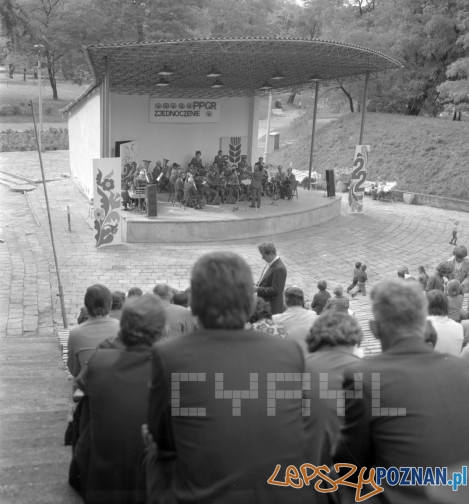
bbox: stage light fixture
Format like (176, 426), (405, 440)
(157, 65), (173, 76)
(210, 79), (225, 88)
(206, 67), (222, 78)
(258, 81), (274, 91)
(155, 77), (170, 87)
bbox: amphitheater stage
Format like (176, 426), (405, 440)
(121, 188), (342, 243)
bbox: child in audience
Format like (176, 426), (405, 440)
(446, 279), (467, 322)
(346, 261), (361, 293)
(449, 220), (460, 245)
(311, 280), (331, 315)
(351, 264), (368, 297)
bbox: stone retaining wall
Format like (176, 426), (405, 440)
(393, 190), (469, 213)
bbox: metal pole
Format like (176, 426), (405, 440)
(67, 205), (71, 232)
(263, 91), (273, 163)
(359, 72), (370, 144)
(307, 80), (320, 190)
(30, 100), (68, 329)
(38, 52), (43, 152)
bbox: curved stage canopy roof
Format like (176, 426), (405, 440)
(85, 37), (403, 99)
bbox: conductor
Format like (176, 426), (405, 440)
(249, 163), (263, 209)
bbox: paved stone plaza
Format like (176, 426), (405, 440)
(1, 150), (468, 503)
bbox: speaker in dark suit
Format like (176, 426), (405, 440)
(146, 184), (157, 217)
(256, 243), (287, 315)
(325, 169), (335, 197)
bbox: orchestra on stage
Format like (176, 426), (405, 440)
(122, 149), (299, 212)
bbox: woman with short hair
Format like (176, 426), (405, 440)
(304, 311), (363, 470)
(325, 286), (350, 313)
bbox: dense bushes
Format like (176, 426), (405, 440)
(0, 127), (69, 152)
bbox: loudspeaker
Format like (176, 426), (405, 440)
(325, 169), (336, 197)
(146, 184), (158, 217)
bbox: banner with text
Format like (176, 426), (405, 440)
(149, 98), (220, 123)
(348, 145), (370, 214)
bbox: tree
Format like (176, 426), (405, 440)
(437, 0), (469, 116)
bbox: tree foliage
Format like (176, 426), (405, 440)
(437, 0), (469, 112)
(0, 0), (466, 115)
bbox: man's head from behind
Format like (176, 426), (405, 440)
(119, 293), (167, 347)
(153, 283), (173, 302)
(370, 278), (427, 348)
(191, 252), (254, 329)
(284, 286), (304, 307)
(84, 284), (112, 317)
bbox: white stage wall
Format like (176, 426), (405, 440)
(110, 94), (259, 168)
(68, 90), (101, 198)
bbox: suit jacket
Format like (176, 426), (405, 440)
(147, 328), (318, 504)
(304, 347), (360, 468)
(162, 302), (197, 339)
(67, 317), (120, 377)
(272, 306), (317, 353)
(257, 258), (287, 315)
(333, 336), (469, 504)
(74, 346), (152, 504)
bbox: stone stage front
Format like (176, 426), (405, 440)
(122, 189), (342, 243)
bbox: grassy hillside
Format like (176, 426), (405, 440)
(0, 79), (84, 122)
(270, 112), (469, 200)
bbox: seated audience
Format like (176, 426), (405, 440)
(77, 306), (89, 325)
(304, 311), (362, 471)
(172, 290), (189, 308)
(69, 294), (167, 504)
(417, 265), (429, 290)
(333, 278), (469, 504)
(426, 261), (452, 292)
(446, 279), (467, 322)
(272, 286), (317, 352)
(127, 287), (143, 298)
(147, 252), (315, 504)
(109, 290), (126, 320)
(153, 283), (196, 338)
(325, 285), (350, 313)
(423, 319), (438, 348)
(245, 297), (287, 338)
(447, 245), (469, 293)
(427, 289), (463, 356)
(67, 284), (119, 377)
(311, 280), (331, 315)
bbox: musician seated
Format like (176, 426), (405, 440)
(190, 150), (203, 169)
(238, 155), (251, 172)
(184, 174), (203, 209)
(133, 169), (148, 187)
(150, 162), (162, 184)
(214, 150), (224, 168)
(284, 167), (296, 200)
(121, 181), (132, 211)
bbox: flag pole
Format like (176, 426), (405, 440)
(30, 100), (68, 329)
